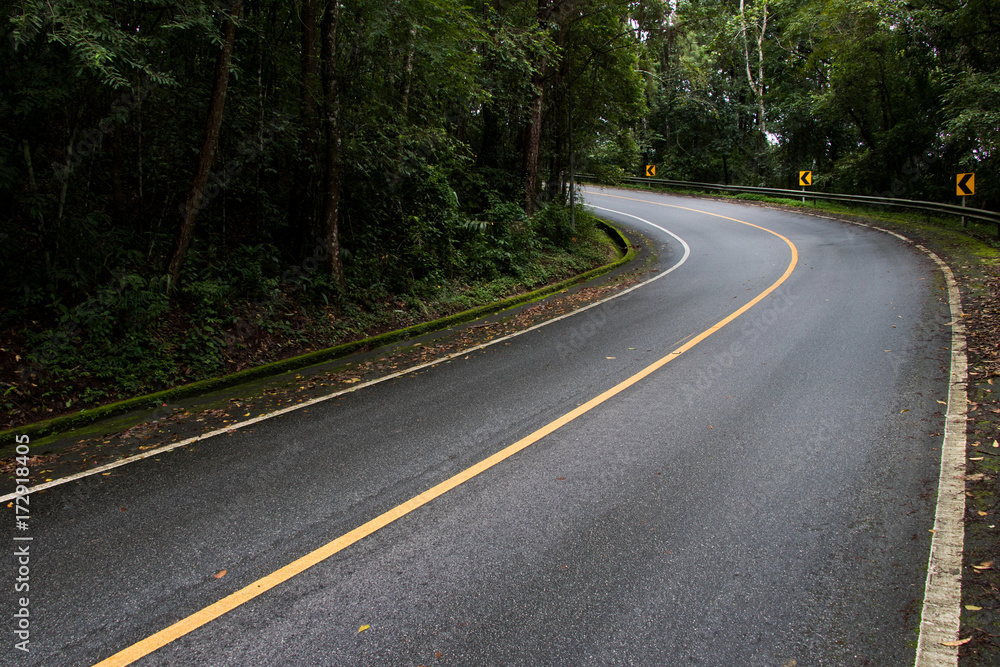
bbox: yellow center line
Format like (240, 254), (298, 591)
(94, 196), (798, 667)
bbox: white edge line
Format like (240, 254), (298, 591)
(914, 248), (968, 666)
(1, 205), (689, 504)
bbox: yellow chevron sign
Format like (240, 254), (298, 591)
(957, 173), (975, 196)
(799, 170), (812, 186)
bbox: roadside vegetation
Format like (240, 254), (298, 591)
(0, 203), (616, 430)
(1, 0), (646, 429)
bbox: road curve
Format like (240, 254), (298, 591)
(3, 186), (953, 666)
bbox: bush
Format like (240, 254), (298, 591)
(592, 164), (626, 185)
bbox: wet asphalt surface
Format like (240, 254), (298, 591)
(2, 188), (953, 665)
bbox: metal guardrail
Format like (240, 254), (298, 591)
(577, 174), (1000, 236)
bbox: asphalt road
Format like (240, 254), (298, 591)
(3, 187), (954, 666)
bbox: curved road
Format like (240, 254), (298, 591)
(5, 187), (953, 665)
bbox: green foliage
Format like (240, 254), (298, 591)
(630, 0), (997, 201)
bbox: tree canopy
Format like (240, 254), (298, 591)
(639, 0), (998, 207)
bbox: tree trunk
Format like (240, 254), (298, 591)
(400, 26), (416, 123)
(167, 1), (242, 289)
(110, 128), (127, 228)
(523, 71), (544, 217)
(292, 0), (319, 256)
(739, 0), (767, 139)
(320, 0), (346, 287)
(523, 0), (551, 218)
(300, 0), (318, 162)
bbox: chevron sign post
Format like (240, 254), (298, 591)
(957, 173), (975, 227)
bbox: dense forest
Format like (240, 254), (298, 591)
(1, 0), (997, 425)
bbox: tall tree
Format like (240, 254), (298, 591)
(320, 0), (345, 286)
(523, 0), (553, 217)
(167, 0), (244, 288)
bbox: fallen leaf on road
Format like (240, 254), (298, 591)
(967, 473), (986, 482)
(970, 457), (984, 461)
(994, 440), (999, 448)
(941, 637), (972, 647)
(214, 570), (227, 579)
(901, 409), (909, 413)
(937, 400), (947, 405)
(978, 511), (988, 516)
(972, 561), (993, 571)
(965, 605), (983, 611)
(606, 356), (616, 359)
(358, 624), (370, 633)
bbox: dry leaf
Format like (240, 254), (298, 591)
(979, 511), (989, 516)
(901, 409), (909, 413)
(965, 604), (983, 611)
(358, 624), (370, 633)
(967, 473), (986, 482)
(214, 569), (227, 579)
(994, 440), (999, 448)
(937, 400), (947, 405)
(970, 457), (984, 461)
(941, 637), (972, 647)
(972, 561), (993, 571)
(606, 356), (616, 359)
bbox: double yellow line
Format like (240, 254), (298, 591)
(95, 194), (797, 666)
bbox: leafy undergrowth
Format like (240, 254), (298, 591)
(0, 206), (617, 431)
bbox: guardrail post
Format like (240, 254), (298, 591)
(962, 195), (966, 228)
